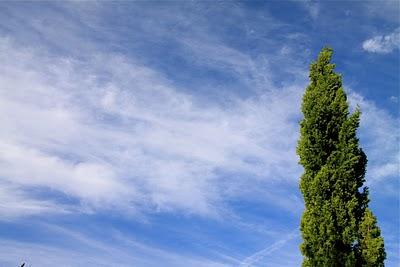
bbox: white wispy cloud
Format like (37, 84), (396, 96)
(1, 31), (397, 221)
(0, 2), (397, 225)
(0, 34), (303, 218)
(0, 182), (73, 219)
(362, 28), (400, 54)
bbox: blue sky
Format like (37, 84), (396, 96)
(0, 1), (398, 266)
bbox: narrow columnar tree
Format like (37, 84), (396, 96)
(297, 48), (385, 266)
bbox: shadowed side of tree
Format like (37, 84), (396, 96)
(297, 48), (385, 266)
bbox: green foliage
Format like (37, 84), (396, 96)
(359, 209), (386, 266)
(297, 48), (385, 266)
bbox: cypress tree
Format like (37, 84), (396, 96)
(297, 48), (385, 266)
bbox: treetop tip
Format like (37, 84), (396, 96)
(317, 47), (333, 63)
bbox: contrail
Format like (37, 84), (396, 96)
(239, 229), (298, 267)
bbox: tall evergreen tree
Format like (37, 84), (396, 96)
(297, 48), (385, 266)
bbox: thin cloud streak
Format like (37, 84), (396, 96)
(239, 229), (298, 267)
(0, 224), (233, 267)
